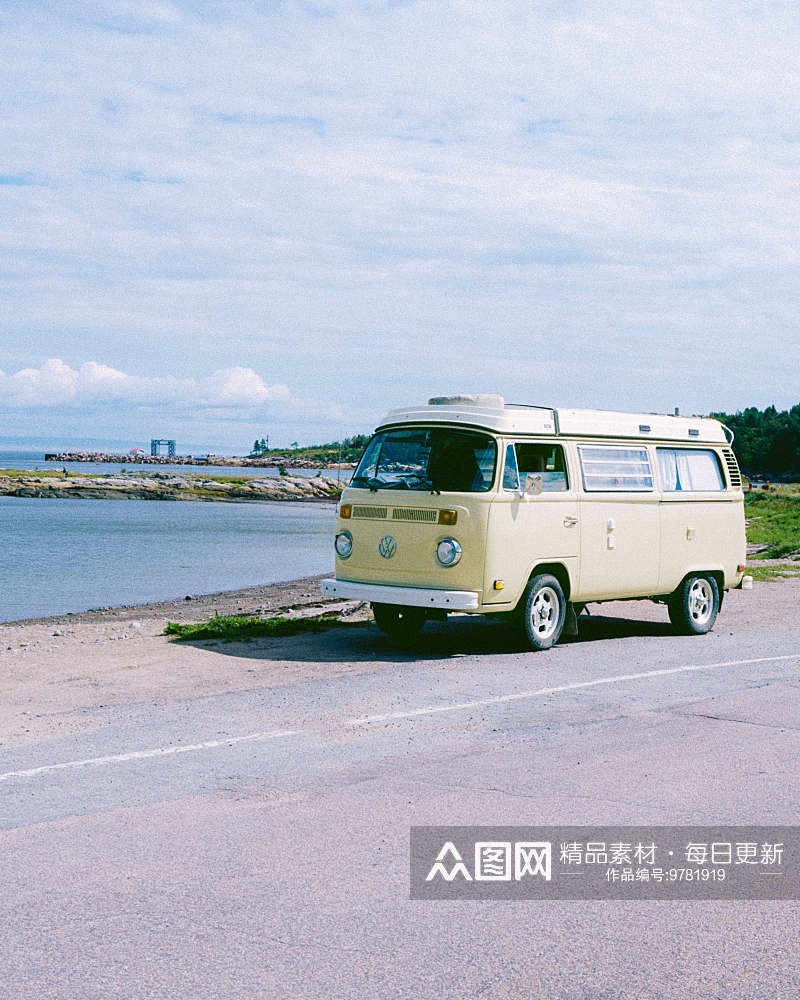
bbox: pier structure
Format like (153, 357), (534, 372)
(151, 439), (176, 457)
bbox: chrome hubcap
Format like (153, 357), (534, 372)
(688, 579), (713, 624)
(531, 586), (559, 638)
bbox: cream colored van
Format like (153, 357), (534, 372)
(321, 395), (749, 649)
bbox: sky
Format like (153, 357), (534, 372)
(2, 0), (799, 453)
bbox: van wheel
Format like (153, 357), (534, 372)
(520, 574), (566, 650)
(668, 574), (719, 635)
(371, 603), (426, 647)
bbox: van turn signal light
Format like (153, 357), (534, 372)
(339, 504), (352, 519)
(493, 580), (504, 590)
(438, 509), (458, 525)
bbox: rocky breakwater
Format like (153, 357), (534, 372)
(0, 471), (345, 503)
(45, 451), (357, 469)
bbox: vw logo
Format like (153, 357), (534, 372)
(378, 535), (397, 559)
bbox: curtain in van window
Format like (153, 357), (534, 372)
(657, 448), (724, 491)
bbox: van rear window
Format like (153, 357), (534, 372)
(578, 446), (654, 492)
(657, 448), (724, 491)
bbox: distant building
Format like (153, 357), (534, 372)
(151, 439), (176, 457)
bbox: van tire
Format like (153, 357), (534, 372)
(371, 603), (426, 647)
(668, 574), (720, 635)
(520, 574), (566, 650)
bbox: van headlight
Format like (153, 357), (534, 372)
(335, 531), (353, 559)
(436, 537), (462, 567)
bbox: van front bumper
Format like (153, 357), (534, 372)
(321, 579), (480, 611)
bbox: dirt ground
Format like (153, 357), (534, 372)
(1, 574), (797, 752)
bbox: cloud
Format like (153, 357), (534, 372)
(198, 366), (291, 407)
(0, 359), (292, 413)
(1, 0), (799, 445)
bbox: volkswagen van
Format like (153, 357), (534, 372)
(321, 395), (749, 649)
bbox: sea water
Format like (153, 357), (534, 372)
(0, 449), (335, 479)
(0, 496), (336, 622)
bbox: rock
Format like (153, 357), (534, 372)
(0, 470), (344, 504)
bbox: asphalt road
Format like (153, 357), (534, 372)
(1, 594), (799, 999)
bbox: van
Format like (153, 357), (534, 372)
(321, 395), (749, 649)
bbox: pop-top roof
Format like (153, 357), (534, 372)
(376, 396), (731, 444)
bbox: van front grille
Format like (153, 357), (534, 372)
(722, 448), (742, 488)
(352, 505), (388, 519)
(392, 507), (437, 523)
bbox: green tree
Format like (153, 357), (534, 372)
(713, 403), (800, 478)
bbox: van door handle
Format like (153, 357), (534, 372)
(563, 516), (579, 526)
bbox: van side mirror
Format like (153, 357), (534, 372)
(524, 473), (543, 496)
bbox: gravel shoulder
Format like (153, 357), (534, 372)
(1, 575), (797, 752)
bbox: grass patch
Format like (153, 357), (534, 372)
(154, 473), (261, 484)
(0, 467), (94, 479)
(745, 489), (800, 559)
(117, 471), (245, 484)
(164, 613), (365, 642)
(745, 563), (800, 582)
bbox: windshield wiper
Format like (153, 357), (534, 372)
(351, 475), (382, 492)
(352, 474), (439, 493)
(405, 475), (440, 494)
(373, 479), (406, 490)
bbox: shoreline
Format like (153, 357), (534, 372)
(0, 573), (338, 628)
(3, 562), (797, 630)
(0, 470), (345, 503)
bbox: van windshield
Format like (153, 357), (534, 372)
(351, 428), (497, 492)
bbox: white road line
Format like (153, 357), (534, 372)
(348, 653), (800, 725)
(0, 729), (299, 784)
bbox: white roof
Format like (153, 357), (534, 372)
(376, 396), (731, 444)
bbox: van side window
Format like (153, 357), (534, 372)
(502, 444), (520, 490)
(579, 445), (653, 492)
(657, 448), (724, 491)
(513, 443), (569, 491)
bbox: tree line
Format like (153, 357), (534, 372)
(712, 403), (800, 478)
(247, 433), (372, 462)
(250, 410), (800, 478)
